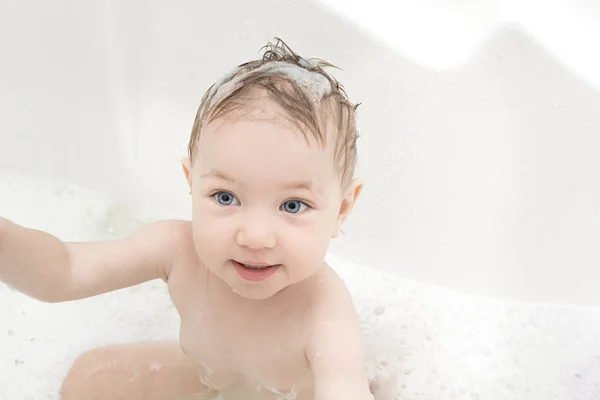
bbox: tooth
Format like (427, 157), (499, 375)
(244, 264), (267, 269)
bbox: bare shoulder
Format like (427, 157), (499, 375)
(62, 219), (194, 300)
(304, 263), (362, 345)
(133, 218), (191, 239)
(308, 263), (358, 318)
(128, 219), (194, 279)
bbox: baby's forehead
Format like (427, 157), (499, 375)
(202, 95), (337, 148)
(197, 119), (338, 184)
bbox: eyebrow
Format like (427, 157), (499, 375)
(202, 169), (238, 183)
(202, 169), (314, 191)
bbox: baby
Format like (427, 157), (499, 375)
(0, 39), (395, 400)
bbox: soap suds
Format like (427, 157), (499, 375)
(1, 172), (600, 400)
(265, 383), (298, 400)
(209, 61), (332, 110)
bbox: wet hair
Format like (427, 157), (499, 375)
(187, 38), (360, 187)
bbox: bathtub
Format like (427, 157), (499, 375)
(1, 1), (599, 399)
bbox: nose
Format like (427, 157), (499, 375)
(236, 213), (277, 250)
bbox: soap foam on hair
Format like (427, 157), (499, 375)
(209, 61), (333, 109)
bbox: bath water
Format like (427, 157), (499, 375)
(1, 172), (599, 400)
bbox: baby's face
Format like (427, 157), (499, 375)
(183, 97), (361, 300)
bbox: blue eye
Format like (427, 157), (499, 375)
(213, 191), (239, 206)
(282, 200), (309, 214)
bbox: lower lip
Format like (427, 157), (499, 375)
(232, 261), (280, 282)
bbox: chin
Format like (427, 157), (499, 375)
(229, 280), (290, 300)
(234, 289), (278, 301)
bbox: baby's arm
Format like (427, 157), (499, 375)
(305, 284), (374, 400)
(0, 217), (186, 302)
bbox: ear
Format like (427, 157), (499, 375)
(332, 177), (364, 238)
(181, 156), (192, 189)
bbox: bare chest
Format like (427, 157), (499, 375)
(169, 269), (314, 397)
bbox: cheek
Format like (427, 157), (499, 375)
(282, 214), (334, 261)
(191, 202), (231, 252)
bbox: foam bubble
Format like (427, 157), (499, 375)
(209, 61), (332, 110)
(2, 173), (600, 399)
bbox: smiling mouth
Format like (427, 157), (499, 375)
(232, 260), (280, 281)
